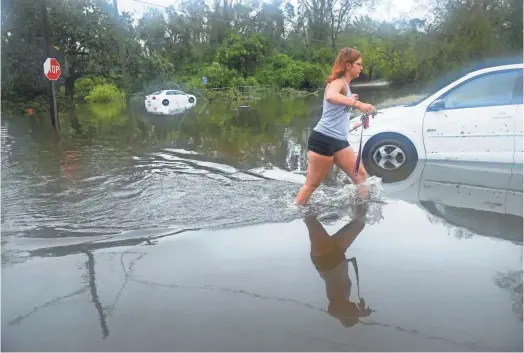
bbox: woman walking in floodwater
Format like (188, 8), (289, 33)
(296, 47), (376, 205)
(305, 204), (373, 327)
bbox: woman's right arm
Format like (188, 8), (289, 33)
(325, 80), (376, 114)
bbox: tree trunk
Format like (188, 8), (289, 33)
(64, 76), (76, 102)
(68, 105), (81, 134)
(112, 0), (130, 107)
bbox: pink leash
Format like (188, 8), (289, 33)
(353, 114), (370, 177)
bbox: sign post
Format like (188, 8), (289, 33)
(43, 58), (61, 129)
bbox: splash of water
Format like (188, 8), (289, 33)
(281, 172), (386, 225)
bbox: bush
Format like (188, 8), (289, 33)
(245, 76), (259, 86)
(256, 53), (324, 89)
(74, 76), (111, 101)
(231, 76), (246, 87)
(202, 63), (238, 88)
(84, 84), (124, 103)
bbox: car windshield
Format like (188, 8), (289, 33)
(403, 64), (505, 107)
(402, 71), (473, 107)
(403, 91), (433, 106)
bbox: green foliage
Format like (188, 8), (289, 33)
(256, 53), (324, 88)
(74, 76), (111, 101)
(1, 0), (522, 111)
(244, 77), (259, 86)
(310, 47), (335, 66)
(84, 84), (124, 103)
(202, 63), (239, 88)
(216, 33), (271, 77)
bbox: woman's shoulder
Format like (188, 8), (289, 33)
(335, 78), (349, 95)
(326, 79), (347, 91)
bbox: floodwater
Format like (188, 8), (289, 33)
(1, 86), (523, 351)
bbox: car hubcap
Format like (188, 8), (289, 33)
(373, 145), (406, 170)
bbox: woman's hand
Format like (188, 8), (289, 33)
(355, 101), (376, 115)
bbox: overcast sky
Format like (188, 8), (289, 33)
(117, 0), (431, 23)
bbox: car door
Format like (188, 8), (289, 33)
(166, 90), (181, 108)
(169, 90), (187, 105)
(422, 68), (521, 165)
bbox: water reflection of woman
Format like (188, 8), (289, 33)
(305, 205), (373, 327)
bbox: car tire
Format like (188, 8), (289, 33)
(188, 97), (195, 104)
(362, 133), (418, 183)
(162, 99), (169, 106)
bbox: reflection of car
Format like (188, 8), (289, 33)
(349, 64), (523, 183)
(145, 89), (197, 115)
(383, 159), (523, 244)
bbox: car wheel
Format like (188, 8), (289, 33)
(188, 97), (195, 104)
(162, 99), (169, 106)
(362, 133), (418, 183)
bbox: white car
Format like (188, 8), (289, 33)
(349, 63), (523, 183)
(145, 89), (197, 115)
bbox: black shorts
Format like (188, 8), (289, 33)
(308, 130), (350, 156)
(311, 245), (346, 273)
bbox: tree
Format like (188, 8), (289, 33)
(216, 33), (270, 77)
(48, 0), (118, 100)
(1, 0), (522, 110)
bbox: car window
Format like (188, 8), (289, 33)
(442, 70), (520, 109)
(166, 90), (184, 95)
(514, 73), (523, 104)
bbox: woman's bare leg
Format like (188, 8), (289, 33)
(333, 147), (366, 184)
(334, 147), (368, 198)
(295, 151), (334, 205)
(304, 216), (336, 256)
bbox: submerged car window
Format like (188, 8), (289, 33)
(442, 70), (520, 109)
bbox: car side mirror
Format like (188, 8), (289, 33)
(428, 99), (446, 112)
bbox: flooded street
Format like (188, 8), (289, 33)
(1, 87), (405, 243)
(2, 87), (522, 351)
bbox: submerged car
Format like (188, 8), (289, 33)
(145, 89), (197, 115)
(349, 63), (523, 182)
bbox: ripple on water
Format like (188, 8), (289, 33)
(2, 140), (384, 252)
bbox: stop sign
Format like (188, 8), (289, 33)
(43, 58), (61, 81)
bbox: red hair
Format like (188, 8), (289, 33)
(326, 47), (362, 84)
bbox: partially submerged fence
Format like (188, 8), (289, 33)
(131, 84), (319, 103)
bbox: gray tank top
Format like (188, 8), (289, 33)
(314, 80), (352, 141)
